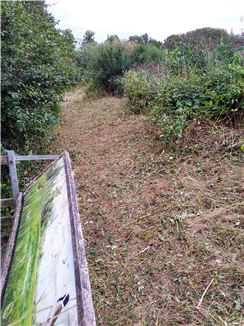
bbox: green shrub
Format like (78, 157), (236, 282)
(76, 41), (166, 96)
(80, 40), (130, 95)
(1, 1), (79, 204)
(129, 43), (164, 65)
(75, 42), (97, 82)
(123, 52), (244, 144)
(1, 1), (78, 152)
(164, 29), (244, 72)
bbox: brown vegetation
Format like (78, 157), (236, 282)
(48, 87), (244, 325)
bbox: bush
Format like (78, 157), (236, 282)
(122, 52), (244, 144)
(1, 1), (79, 204)
(129, 43), (164, 65)
(75, 42), (97, 83)
(76, 41), (166, 96)
(84, 40), (130, 94)
(1, 1), (78, 152)
(164, 29), (244, 72)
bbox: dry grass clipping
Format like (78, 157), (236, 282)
(48, 86), (244, 326)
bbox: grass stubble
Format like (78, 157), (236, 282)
(48, 86), (244, 325)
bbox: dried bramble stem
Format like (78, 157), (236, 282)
(196, 278), (214, 309)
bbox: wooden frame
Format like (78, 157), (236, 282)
(1, 151), (59, 205)
(0, 154), (59, 165)
(1, 151), (96, 326)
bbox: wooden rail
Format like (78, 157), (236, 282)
(0, 198), (14, 207)
(1, 154), (58, 165)
(1, 151), (59, 206)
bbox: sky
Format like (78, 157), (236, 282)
(45, 0), (244, 44)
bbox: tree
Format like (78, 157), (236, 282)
(23, 1), (46, 14)
(105, 34), (120, 43)
(163, 28), (244, 52)
(82, 30), (96, 45)
(141, 33), (150, 44)
(89, 41), (129, 93)
(128, 35), (142, 44)
(61, 28), (76, 51)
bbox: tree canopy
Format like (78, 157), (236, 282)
(82, 30), (96, 45)
(105, 34), (120, 43)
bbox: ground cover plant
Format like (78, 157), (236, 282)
(47, 86), (244, 325)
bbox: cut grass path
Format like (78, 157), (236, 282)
(49, 87), (244, 326)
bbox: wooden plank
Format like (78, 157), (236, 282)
(64, 151), (96, 326)
(1, 192), (23, 305)
(0, 250), (6, 266)
(0, 198), (14, 207)
(1, 154), (58, 165)
(0, 155), (20, 164)
(1, 216), (13, 225)
(8, 150), (19, 205)
(17, 155), (59, 161)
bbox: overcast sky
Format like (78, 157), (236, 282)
(46, 0), (244, 44)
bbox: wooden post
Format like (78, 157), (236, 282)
(7, 150), (19, 205)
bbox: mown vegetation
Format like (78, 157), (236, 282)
(47, 22), (244, 325)
(48, 87), (244, 325)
